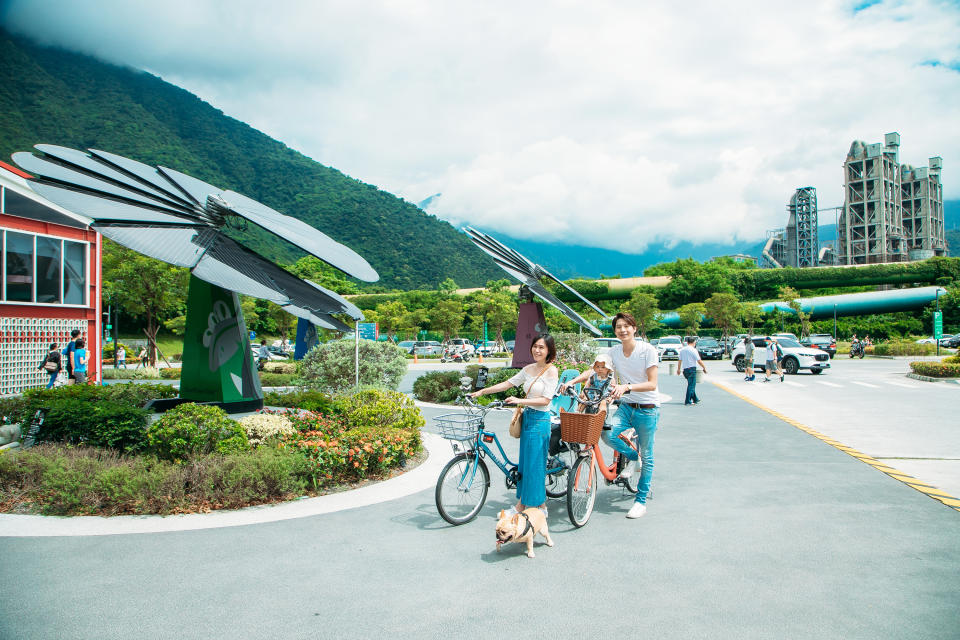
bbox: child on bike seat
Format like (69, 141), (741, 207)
(550, 354), (615, 456)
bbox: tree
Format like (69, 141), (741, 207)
(431, 299), (464, 341)
(264, 302), (297, 341)
(704, 292), (741, 343)
(471, 289), (517, 344)
(622, 291), (660, 339)
(374, 301), (408, 340)
(740, 302), (764, 334)
(438, 278), (459, 297)
(645, 258), (736, 308)
(677, 303), (706, 335)
(102, 240), (188, 366)
(779, 286), (812, 337)
(399, 308), (430, 339)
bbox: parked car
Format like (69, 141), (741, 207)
(266, 345), (291, 359)
(657, 336), (683, 361)
(695, 337), (723, 360)
(588, 337), (622, 354)
(915, 337), (937, 345)
(945, 335), (960, 348)
(397, 340), (416, 353)
(506, 340), (515, 353)
(412, 341), (443, 356)
(800, 334), (837, 359)
(445, 338), (475, 355)
(937, 334), (955, 347)
(731, 337), (831, 375)
(475, 340), (500, 355)
(773, 332), (798, 342)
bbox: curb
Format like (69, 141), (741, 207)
(0, 432), (448, 538)
(905, 373), (960, 385)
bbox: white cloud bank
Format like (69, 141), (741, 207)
(4, 0), (959, 253)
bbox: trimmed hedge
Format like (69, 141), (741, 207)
(870, 341), (937, 356)
(909, 360), (960, 378)
(412, 371), (464, 403)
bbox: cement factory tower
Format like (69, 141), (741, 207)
(839, 133), (905, 264)
(901, 157), (946, 259)
(786, 187), (818, 268)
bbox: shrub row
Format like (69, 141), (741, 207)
(909, 359), (960, 378)
(0, 444), (311, 516)
(869, 341), (937, 356)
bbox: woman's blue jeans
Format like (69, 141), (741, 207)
(46, 371), (57, 389)
(516, 408), (550, 507)
(602, 405), (659, 504)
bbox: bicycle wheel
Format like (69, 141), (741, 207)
(435, 453), (490, 525)
(544, 445), (577, 498)
(567, 453), (597, 528)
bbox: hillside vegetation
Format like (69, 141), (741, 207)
(0, 29), (500, 290)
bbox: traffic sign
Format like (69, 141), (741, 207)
(933, 311), (943, 339)
(358, 322), (379, 341)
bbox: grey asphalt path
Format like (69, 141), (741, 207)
(2, 374), (958, 639)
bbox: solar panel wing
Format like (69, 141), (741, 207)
(95, 225), (213, 268)
(222, 190), (379, 282)
(24, 181), (197, 225)
(88, 148), (198, 205)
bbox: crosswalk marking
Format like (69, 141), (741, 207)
(785, 381), (805, 388)
(885, 380), (916, 388)
(850, 381), (879, 388)
(816, 380), (842, 388)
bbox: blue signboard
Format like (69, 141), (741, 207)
(357, 322), (379, 341)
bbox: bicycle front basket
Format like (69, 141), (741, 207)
(434, 413), (482, 441)
(559, 409), (606, 445)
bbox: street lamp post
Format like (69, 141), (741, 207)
(833, 304), (837, 341)
(936, 289), (941, 357)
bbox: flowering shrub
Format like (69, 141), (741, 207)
(239, 413), (295, 447)
(909, 360), (960, 378)
(299, 339), (407, 391)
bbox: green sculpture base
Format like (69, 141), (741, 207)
(152, 275), (263, 413)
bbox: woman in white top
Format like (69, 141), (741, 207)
(470, 333), (558, 513)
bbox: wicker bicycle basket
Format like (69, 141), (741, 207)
(559, 409), (606, 445)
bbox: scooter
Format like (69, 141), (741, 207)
(440, 347), (470, 363)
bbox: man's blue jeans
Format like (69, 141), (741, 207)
(683, 367), (698, 404)
(602, 404), (659, 504)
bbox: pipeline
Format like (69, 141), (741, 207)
(657, 286), (947, 328)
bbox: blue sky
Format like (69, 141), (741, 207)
(3, 0), (959, 254)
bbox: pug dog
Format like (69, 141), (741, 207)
(495, 507), (554, 558)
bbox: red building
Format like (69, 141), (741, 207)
(0, 161), (101, 394)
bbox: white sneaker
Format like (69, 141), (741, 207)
(619, 459), (637, 479)
(506, 506), (518, 516)
(626, 503), (647, 519)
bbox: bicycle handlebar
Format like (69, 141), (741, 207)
(457, 395), (506, 411)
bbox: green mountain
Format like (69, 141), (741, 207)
(0, 29), (501, 290)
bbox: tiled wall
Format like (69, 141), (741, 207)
(0, 316), (87, 395)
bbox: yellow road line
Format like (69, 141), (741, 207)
(710, 380), (960, 513)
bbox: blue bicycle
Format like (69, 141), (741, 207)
(434, 396), (577, 525)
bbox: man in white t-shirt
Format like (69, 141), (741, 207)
(607, 312), (660, 519)
(677, 337), (707, 405)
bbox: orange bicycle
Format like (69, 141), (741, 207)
(561, 389), (639, 527)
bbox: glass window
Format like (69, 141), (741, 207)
(63, 240), (86, 305)
(5, 231), (33, 302)
(36, 237), (62, 303)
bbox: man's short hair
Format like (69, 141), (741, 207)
(686, 336), (696, 344)
(612, 312), (637, 330)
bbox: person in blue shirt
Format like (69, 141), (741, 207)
(63, 329), (80, 384)
(73, 338), (88, 385)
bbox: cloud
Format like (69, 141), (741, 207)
(4, 0), (959, 253)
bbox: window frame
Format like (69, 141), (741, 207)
(1, 227), (89, 307)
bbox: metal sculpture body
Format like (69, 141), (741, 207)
(13, 145), (376, 411)
(465, 228), (607, 367)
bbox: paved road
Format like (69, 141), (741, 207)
(703, 355), (960, 499)
(2, 372), (958, 639)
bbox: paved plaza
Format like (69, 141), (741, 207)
(1, 364), (958, 639)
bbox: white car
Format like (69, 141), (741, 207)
(445, 338), (475, 355)
(915, 337), (937, 345)
(588, 337), (621, 355)
(731, 337), (831, 375)
(657, 336), (683, 361)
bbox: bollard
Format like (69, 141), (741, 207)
(668, 362), (676, 375)
(695, 369), (703, 383)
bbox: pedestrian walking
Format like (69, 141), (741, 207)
(743, 335), (756, 381)
(62, 329), (80, 384)
(38, 343), (61, 389)
(678, 337), (707, 405)
(763, 336), (784, 382)
(135, 346), (147, 369)
(117, 346), (126, 369)
(73, 338), (88, 385)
